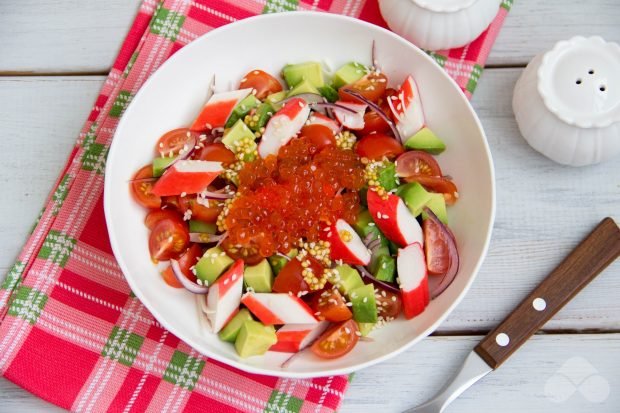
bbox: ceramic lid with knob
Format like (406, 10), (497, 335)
(513, 36), (620, 167)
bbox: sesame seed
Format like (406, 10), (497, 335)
(363, 297), (368, 303)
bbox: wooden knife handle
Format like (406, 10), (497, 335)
(474, 217), (620, 369)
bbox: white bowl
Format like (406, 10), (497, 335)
(104, 12), (495, 378)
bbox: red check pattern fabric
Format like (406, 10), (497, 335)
(0, 0), (512, 411)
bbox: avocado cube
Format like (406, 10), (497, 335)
(328, 265), (364, 297)
(388, 240), (399, 256)
(152, 156), (176, 177)
(369, 245), (390, 276)
(372, 255), (396, 283)
(234, 320), (277, 358)
(282, 61), (325, 88)
(318, 85), (339, 103)
(377, 162), (399, 191)
(221, 119), (257, 161)
(287, 79), (320, 97)
(332, 62), (369, 89)
(421, 193), (449, 224)
(188, 220), (216, 234)
(396, 182), (432, 217)
(195, 247), (234, 285)
(356, 322), (375, 337)
(350, 284), (378, 323)
(266, 91), (287, 111)
(249, 102), (274, 132)
(219, 308), (253, 343)
(404, 127), (446, 155)
(225, 94), (261, 128)
(244, 259), (274, 293)
(267, 249), (298, 275)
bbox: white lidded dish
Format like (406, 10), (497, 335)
(378, 0), (502, 51)
(513, 36), (620, 166)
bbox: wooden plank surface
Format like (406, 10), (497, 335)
(0, 334), (618, 412)
(1, 73), (617, 333)
(1, 0), (619, 73)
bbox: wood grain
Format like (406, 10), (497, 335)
(1, 0), (619, 73)
(475, 218), (620, 368)
(1, 334), (619, 412)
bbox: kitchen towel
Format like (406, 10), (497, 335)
(0, 0), (513, 411)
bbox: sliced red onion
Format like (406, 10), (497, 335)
(371, 40), (379, 70)
(170, 259), (209, 294)
(275, 252), (292, 261)
(355, 265), (400, 294)
(189, 233), (226, 243)
(310, 102), (357, 114)
(359, 336), (375, 342)
(276, 93), (325, 106)
(216, 232), (229, 248)
(198, 189), (234, 200)
(340, 88), (402, 142)
(423, 208), (460, 299)
(363, 232), (382, 256)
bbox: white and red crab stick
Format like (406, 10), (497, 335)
(306, 112), (340, 134)
(241, 292), (318, 325)
(388, 75), (425, 141)
(397, 242), (429, 319)
(332, 101), (367, 130)
(366, 189), (423, 247)
(321, 219), (371, 266)
(205, 259), (244, 333)
(190, 88), (252, 132)
(258, 98), (311, 158)
(269, 322), (329, 353)
(151, 160), (223, 196)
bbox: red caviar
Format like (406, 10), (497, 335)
(224, 136), (365, 258)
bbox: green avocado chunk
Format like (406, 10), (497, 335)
(350, 284), (378, 323)
(287, 78), (320, 97)
(188, 220), (216, 234)
(234, 320), (277, 358)
(377, 162), (399, 191)
(372, 254), (396, 283)
(221, 119), (257, 161)
(356, 322), (375, 337)
(152, 156), (176, 177)
(244, 259), (274, 293)
(267, 249), (298, 275)
(396, 182), (432, 217)
(282, 61), (325, 88)
(225, 94), (261, 128)
(328, 264), (364, 297)
(218, 308), (253, 343)
(266, 91), (287, 111)
(332, 62), (368, 89)
(195, 247), (234, 286)
(421, 193), (449, 224)
(249, 102), (274, 132)
(318, 85), (339, 103)
(404, 127), (446, 154)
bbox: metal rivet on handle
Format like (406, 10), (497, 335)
(496, 333), (510, 347)
(533, 297), (547, 311)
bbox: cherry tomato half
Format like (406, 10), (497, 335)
(309, 289), (352, 322)
(156, 128), (196, 156)
(160, 243), (202, 287)
(148, 217), (189, 262)
(311, 319), (359, 359)
(404, 175), (459, 205)
(193, 143), (236, 164)
(220, 237), (264, 266)
(271, 257), (322, 295)
(300, 124), (336, 151)
(339, 72), (388, 103)
(374, 287), (402, 319)
(359, 110), (391, 135)
(130, 165), (161, 209)
(145, 209), (183, 230)
(178, 195), (222, 223)
(355, 134), (404, 161)
(239, 70), (283, 100)
(395, 151), (443, 177)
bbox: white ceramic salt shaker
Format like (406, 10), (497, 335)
(513, 36), (620, 167)
(378, 0), (501, 51)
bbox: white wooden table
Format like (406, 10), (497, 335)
(1, 1), (619, 412)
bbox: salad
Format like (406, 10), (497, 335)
(129, 56), (459, 362)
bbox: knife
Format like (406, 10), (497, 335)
(405, 217), (620, 413)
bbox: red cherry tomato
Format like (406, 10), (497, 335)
(272, 257), (314, 295)
(355, 134), (404, 161)
(311, 319), (359, 359)
(160, 243), (203, 287)
(161, 267), (183, 288)
(220, 237), (264, 266)
(148, 218), (189, 262)
(178, 195), (222, 223)
(130, 165), (161, 209)
(404, 175), (459, 205)
(374, 286), (402, 319)
(193, 143), (236, 164)
(359, 110), (391, 135)
(156, 128), (196, 156)
(239, 70), (283, 100)
(339, 73), (388, 103)
(309, 289), (352, 322)
(145, 209), (183, 230)
(300, 124), (336, 151)
(395, 151), (443, 177)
